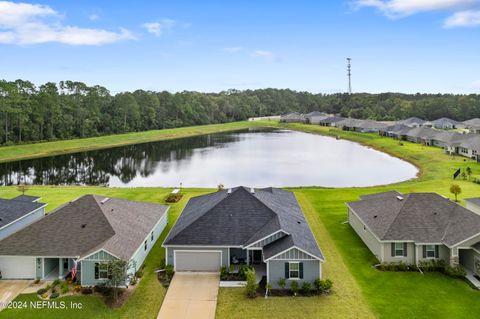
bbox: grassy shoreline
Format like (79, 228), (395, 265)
(0, 121), (278, 163)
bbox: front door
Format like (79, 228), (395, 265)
(249, 250), (262, 264)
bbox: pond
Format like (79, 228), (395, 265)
(0, 128), (418, 188)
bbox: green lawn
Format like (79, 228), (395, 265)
(2, 122), (480, 318)
(0, 121), (277, 163)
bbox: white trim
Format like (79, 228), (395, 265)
(266, 260), (270, 283)
(243, 230), (289, 248)
(264, 246), (324, 262)
(163, 244), (242, 248)
(77, 249), (120, 261)
(288, 261), (300, 279)
(450, 231), (480, 249)
(173, 250), (222, 272)
(0, 205), (47, 231)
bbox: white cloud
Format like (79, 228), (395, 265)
(222, 46), (244, 53)
(353, 0), (479, 18)
(444, 10), (480, 27)
(470, 80), (480, 89)
(89, 14), (99, 21)
(142, 19), (176, 36)
(0, 1), (134, 45)
(251, 50), (276, 62)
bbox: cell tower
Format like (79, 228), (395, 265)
(347, 58), (352, 94)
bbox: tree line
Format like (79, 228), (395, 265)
(1, 79), (480, 145)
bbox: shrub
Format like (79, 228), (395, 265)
(229, 264), (234, 273)
(50, 292), (59, 299)
(130, 277), (137, 286)
(313, 278), (322, 293)
(238, 265), (254, 280)
(159, 259), (166, 269)
(301, 282), (312, 295)
(445, 265), (466, 278)
(52, 279), (61, 287)
(135, 269), (144, 278)
(37, 288), (48, 295)
(290, 281), (299, 295)
(313, 278), (333, 294)
(74, 284), (81, 293)
(81, 287), (93, 295)
(61, 283), (69, 294)
(220, 266), (228, 280)
(34, 278), (40, 284)
(266, 283), (272, 294)
(322, 279), (333, 293)
(277, 278), (286, 289)
(165, 265), (174, 279)
(41, 293), (49, 299)
(244, 269), (258, 298)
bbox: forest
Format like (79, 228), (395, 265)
(1, 79), (480, 145)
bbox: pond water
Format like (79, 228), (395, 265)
(0, 128), (418, 188)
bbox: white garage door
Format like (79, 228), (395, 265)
(174, 251), (221, 272)
(0, 256), (35, 279)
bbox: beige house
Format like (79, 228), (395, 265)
(347, 191), (480, 275)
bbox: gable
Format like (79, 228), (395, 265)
(269, 247), (319, 261)
(80, 249), (118, 261)
(247, 230), (288, 248)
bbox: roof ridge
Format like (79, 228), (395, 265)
(243, 215), (281, 246)
(380, 193), (410, 239)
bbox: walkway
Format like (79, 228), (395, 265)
(465, 269), (480, 288)
(157, 272), (219, 319)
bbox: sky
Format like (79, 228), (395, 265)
(0, 0), (479, 94)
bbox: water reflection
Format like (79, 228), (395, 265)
(0, 128), (418, 188)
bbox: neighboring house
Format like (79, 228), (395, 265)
(463, 118), (480, 134)
(279, 112), (305, 123)
(163, 186), (324, 288)
(318, 116), (345, 127)
(398, 117), (426, 127)
(379, 124), (410, 137)
(0, 195), (168, 286)
(456, 135), (480, 161)
(430, 131), (465, 149)
(403, 127), (438, 144)
(304, 111), (329, 124)
(0, 195), (46, 241)
(430, 117), (464, 130)
(347, 191), (480, 274)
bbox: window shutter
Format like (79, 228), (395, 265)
(285, 263), (289, 279)
(94, 263), (99, 279)
(423, 245), (426, 258)
(391, 243), (395, 257)
(299, 262), (304, 279)
(403, 243), (408, 257)
(435, 245), (439, 258)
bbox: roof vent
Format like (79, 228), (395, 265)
(227, 189), (232, 194)
(81, 224), (86, 228)
(373, 215), (378, 218)
(297, 221), (301, 224)
(396, 196), (404, 201)
(250, 188), (255, 194)
(100, 198), (110, 204)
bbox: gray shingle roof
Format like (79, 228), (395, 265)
(0, 195), (168, 260)
(463, 118), (480, 127)
(347, 192), (480, 246)
(319, 116), (345, 124)
(163, 187), (323, 260)
(431, 131), (465, 145)
(431, 117), (463, 128)
(0, 197), (46, 228)
(405, 127), (438, 139)
(380, 124), (410, 133)
(13, 195), (41, 202)
(458, 134), (480, 152)
(398, 117), (426, 126)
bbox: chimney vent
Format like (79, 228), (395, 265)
(250, 188), (255, 194)
(100, 198), (110, 204)
(227, 189), (232, 194)
(396, 196), (404, 201)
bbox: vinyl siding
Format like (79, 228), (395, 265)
(268, 260), (321, 289)
(80, 251), (117, 287)
(382, 242), (415, 264)
(166, 246), (229, 267)
(249, 232), (286, 248)
(270, 247), (316, 260)
(348, 208), (383, 261)
(0, 207), (45, 241)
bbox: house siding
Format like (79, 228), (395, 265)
(348, 208), (383, 261)
(129, 212), (168, 276)
(270, 247), (316, 260)
(80, 250), (117, 287)
(268, 260), (320, 289)
(0, 206), (45, 241)
(382, 242), (415, 264)
(250, 232), (286, 248)
(166, 247), (229, 267)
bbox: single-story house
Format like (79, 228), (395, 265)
(379, 123), (410, 137)
(347, 191), (480, 274)
(318, 116), (345, 127)
(430, 131), (465, 149)
(456, 134), (480, 160)
(304, 111), (329, 124)
(0, 195), (46, 241)
(463, 118), (480, 134)
(163, 186), (324, 288)
(397, 117), (426, 127)
(0, 195), (168, 286)
(279, 112), (305, 123)
(430, 117), (465, 130)
(403, 127), (438, 144)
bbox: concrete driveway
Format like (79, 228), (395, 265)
(158, 272), (219, 319)
(0, 280), (31, 309)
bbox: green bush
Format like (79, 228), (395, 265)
(52, 279), (61, 287)
(290, 281), (299, 295)
(130, 277), (137, 286)
(313, 278), (334, 294)
(301, 281), (312, 295)
(445, 265), (466, 278)
(60, 283), (69, 294)
(50, 292), (59, 299)
(277, 278), (286, 289)
(238, 265), (254, 280)
(135, 269), (144, 278)
(220, 266), (228, 280)
(244, 269), (258, 298)
(165, 264), (174, 278)
(37, 288), (48, 295)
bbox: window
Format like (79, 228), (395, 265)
(95, 263), (109, 280)
(394, 243), (404, 257)
(289, 262), (300, 279)
(151, 231), (154, 241)
(144, 240), (147, 251)
(426, 245), (436, 258)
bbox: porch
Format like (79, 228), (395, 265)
(229, 248), (266, 283)
(40, 257), (75, 280)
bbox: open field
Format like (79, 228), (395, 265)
(0, 121), (276, 163)
(1, 122), (480, 318)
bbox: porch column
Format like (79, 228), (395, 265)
(450, 247), (459, 267)
(58, 258), (63, 279)
(246, 250), (249, 265)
